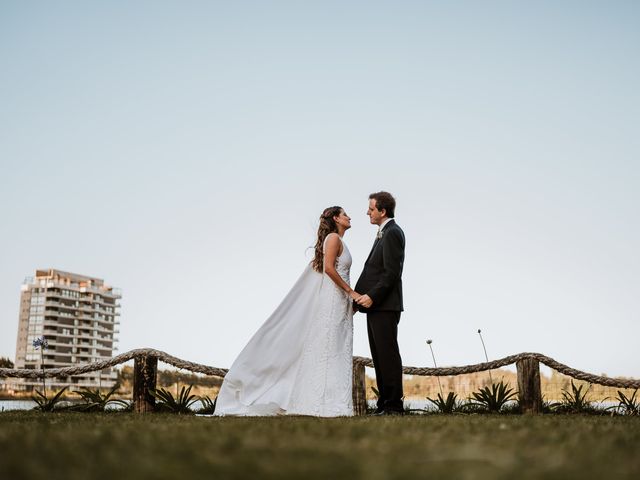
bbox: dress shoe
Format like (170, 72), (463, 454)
(371, 409), (404, 416)
(382, 409), (404, 416)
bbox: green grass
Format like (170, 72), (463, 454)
(1, 412), (639, 480)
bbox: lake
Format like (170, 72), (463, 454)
(0, 399), (37, 411)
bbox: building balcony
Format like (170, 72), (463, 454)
(74, 314), (116, 324)
(65, 326), (116, 338)
(40, 339), (74, 348)
(43, 321), (75, 331)
(44, 300), (78, 310)
(42, 303), (75, 310)
(43, 311), (76, 320)
(43, 291), (81, 301)
(75, 303), (118, 314)
(79, 285), (121, 299)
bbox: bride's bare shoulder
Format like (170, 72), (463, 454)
(324, 232), (343, 246)
(324, 233), (344, 256)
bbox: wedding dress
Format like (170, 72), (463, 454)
(214, 235), (354, 417)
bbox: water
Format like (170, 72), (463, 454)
(0, 399), (211, 412)
(0, 400), (37, 412)
(0, 399), (128, 412)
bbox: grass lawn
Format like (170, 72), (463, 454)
(1, 412), (639, 480)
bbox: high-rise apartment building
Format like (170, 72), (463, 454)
(13, 269), (121, 389)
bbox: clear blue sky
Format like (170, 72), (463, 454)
(1, 1), (639, 377)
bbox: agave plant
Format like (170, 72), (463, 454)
(150, 385), (199, 414)
(468, 380), (517, 413)
(32, 386), (69, 412)
(427, 392), (460, 414)
(607, 389), (639, 416)
(195, 395), (217, 414)
(555, 381), (593, 413)
(73, 384), (129, 412)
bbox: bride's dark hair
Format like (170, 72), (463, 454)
(311, 206), (343, 273)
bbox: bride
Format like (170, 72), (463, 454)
(214, 206), (361, 417)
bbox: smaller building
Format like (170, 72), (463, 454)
(13, 269), (121, 390)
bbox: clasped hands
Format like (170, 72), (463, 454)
(349, 290), (373, 309)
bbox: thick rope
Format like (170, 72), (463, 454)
(0, 348), (228, 380)
(1, 349), (638, 389)
(353, 353), (640, 389)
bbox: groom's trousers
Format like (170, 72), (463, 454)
(366, 310), (403, 412)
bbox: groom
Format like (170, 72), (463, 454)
(354, 191), (406, 415)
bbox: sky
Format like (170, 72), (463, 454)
(1, 1), (639, 379)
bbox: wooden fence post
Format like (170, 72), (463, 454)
(133, 355), (157, 413)
(352, 360), (367, 416)
(517, 357), (542, 414)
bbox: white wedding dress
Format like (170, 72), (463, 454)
(214, 235), (354, 417)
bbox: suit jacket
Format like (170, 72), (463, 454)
(355, 219), (405, 312)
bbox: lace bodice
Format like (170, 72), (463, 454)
(324, 234), (352, 283)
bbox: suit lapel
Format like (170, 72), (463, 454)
(364, 220), (396, 264)
(365, 237), (380, 264)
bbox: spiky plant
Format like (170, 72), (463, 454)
(555, 380), (593, 413)
(468, 380), (517, 413)
(607, 389), (639, 416)
(32, 386), (68, 412)
(427, 392), (460, 414)
(73, 384), (129, 412)
(195, 395), (217, 414)
(150, 385), (199, 414)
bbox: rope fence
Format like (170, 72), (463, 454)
(1, 349), (638, 415)
(353, 353), (640, 389)
(0, 348), (228, 380)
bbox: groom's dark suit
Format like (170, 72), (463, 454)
(354, 219), (405, 413)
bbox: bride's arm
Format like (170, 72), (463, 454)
(324, 234), (361, 301)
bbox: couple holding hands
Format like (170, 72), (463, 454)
(215, 191), (405, 417)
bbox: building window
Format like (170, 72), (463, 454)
(30, 295), (44, 305)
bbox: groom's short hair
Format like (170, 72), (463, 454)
(369, 191), (396, 218)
